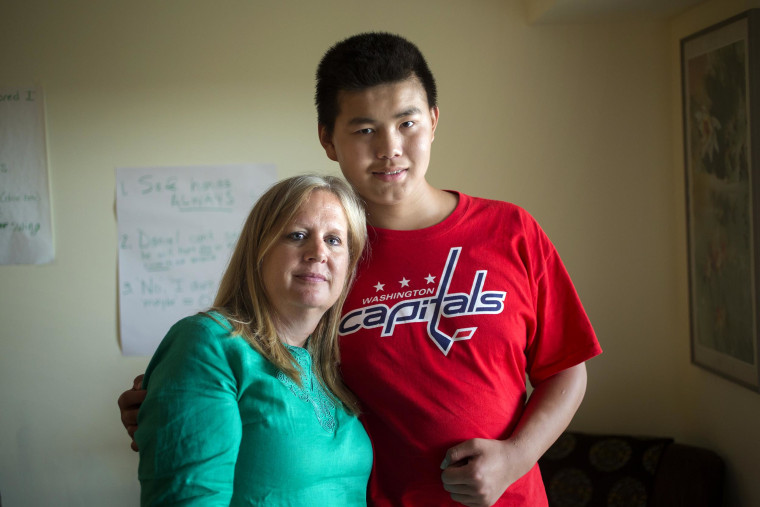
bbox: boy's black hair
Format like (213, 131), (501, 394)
(316, 32), (438, 134)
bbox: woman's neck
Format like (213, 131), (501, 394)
(274, 312), (320, 348)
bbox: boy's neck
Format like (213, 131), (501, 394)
(365, 187), (458, 231)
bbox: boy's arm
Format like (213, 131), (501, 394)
(117, 374), (145, 452)
(440, 363), (587, 507)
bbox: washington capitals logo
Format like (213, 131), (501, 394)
(339, 247), (507, 355)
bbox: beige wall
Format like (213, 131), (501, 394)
(1, 0), (759, 505)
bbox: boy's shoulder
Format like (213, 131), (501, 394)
(454, 191), (534, 223)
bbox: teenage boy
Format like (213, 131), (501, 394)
(119, 32), (601, 506)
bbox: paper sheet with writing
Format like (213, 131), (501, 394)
(116, 164), (276, 356)
(0, 87), (54, 264)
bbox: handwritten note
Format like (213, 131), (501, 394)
(0, 87), (54, 264)
(116, 164), (276, 356)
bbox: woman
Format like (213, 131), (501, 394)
(135, 174), (372, 506)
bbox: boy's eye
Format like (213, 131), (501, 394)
(357, 128), (374, 134)
(400, 121), (414, 128)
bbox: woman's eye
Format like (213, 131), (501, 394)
(326, 236), (342, 246)
(288, 232), (306, 241)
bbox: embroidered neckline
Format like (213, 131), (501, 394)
(277, 346), (336, 433)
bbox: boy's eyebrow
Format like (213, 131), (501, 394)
(396, 107), (422, 118)
(346, 107), (423, 125)
(347, 116), (375, 126)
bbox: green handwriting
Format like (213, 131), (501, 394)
(0, 90), (35, 102)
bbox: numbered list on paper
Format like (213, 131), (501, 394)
(0, 87), (54, 264)
(116, 164), (276, 356)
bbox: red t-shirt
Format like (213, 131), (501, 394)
(339, 192), (602, 506)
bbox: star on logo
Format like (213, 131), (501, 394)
(374, 282), (385, 292)
(425, 274), (436, 284)
(399, 277), (410, 287)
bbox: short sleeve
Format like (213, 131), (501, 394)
(136, 315), (242, 506)
(523, 217), (602, 384)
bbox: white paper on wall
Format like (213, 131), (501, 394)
(0, 86), (54, 265)
(116, 164), (276, 356)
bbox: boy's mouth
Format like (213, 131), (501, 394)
(373, 168), (406, 176)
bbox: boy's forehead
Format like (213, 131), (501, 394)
(335, 78), (430, 118)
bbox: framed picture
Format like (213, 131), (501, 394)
(682, 9), (760, 391)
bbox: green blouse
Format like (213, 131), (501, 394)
(136, 312), (372, 506)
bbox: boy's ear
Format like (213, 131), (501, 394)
(318, 124), (338, 162)
(430, 106), (440, 141)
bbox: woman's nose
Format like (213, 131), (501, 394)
(304, 238), (328, 262)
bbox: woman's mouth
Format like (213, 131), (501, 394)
(296, 273), (327, 282)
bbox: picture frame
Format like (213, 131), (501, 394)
(682, 9), (760, 391)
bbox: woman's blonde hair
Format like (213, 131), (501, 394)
(211, 174), (367, 413)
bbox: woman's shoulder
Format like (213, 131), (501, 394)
(155, 312), (250, 361)
(168, 311), (233, 337)
(145, 312), (261, 386)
